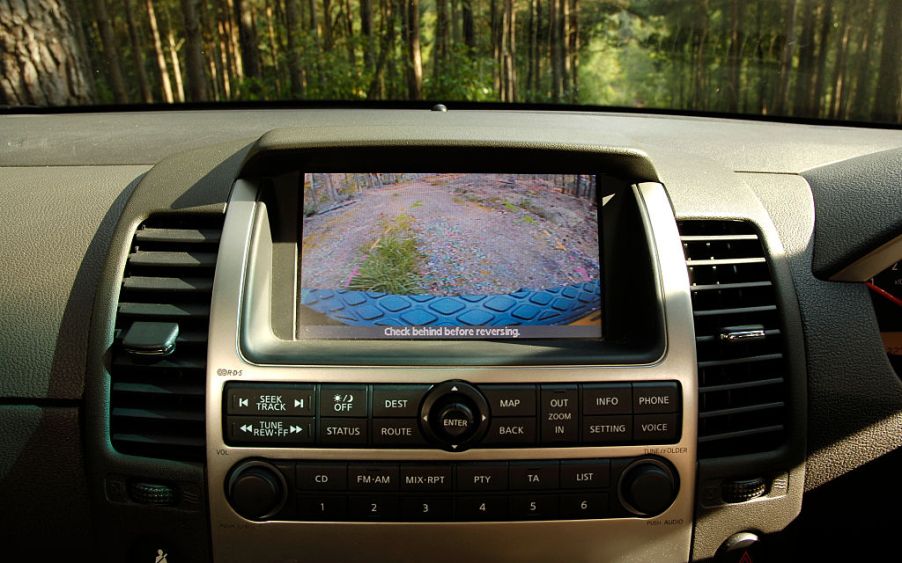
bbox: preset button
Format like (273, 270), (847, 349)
(560, 459), (610, 488)
(457, 463), (508, 491)
(348, 464), (400, 491)
(400, 466), (453, 492)
(297, 464), (347, 491)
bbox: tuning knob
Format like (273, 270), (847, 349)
(618, 458), (678, 517)
(226, 460), (287, 520)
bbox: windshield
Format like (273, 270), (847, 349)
(1, 0), (899, 123)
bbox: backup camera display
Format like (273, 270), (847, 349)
(298, 173), (601, 339)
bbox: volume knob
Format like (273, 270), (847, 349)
(227, 461), (287, 520)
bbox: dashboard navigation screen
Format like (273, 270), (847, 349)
(298, 173), (602, 340)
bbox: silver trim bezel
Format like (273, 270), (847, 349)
(206, 180), (697, 563)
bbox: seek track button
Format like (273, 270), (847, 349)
(226, 385), (314, 416)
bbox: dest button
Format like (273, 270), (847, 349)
(371, 385), (428, 417)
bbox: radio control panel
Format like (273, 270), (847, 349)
(223, 380), (682, 450)
(225, 456), (678, 522)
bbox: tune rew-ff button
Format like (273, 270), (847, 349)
(420, 381), (490, 451)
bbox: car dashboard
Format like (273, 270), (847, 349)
(0, 108), (899, 562)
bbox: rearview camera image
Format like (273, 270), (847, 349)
(298, 173), (601, 339)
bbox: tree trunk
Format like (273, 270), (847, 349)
(0, 0), (93, 105)
(67, 0), (97, 98)
(286, 0), (304, 97)
(550, 0), (561, 101)
(234, 0), (261, 80)
(847, 0), (876, 120)
(166, 16), (186, 102)
(726, 0), (744, 113)
(265, 0), (282, 93)
(341, 0), (354, 68)
(500, 0), (515, 101)
(773, 0), (797, 115)
(322, 0), (333, 51)
(123, 0), (153, 103)
(405, 0), (423, 99)
(216, 7), (233, 98)
(93, 0), (128, 103)
(560, 0), (570, 101)
(569, 0), (579, 102)
(792, 0), (816, 116)
(828, 1), (850, 119)
(812, 0), (832, 116)
(434, 0), (450, 85)
(367, 0), (395, 98)
(462, 0), (475, 55)
(361, 0), (374, 72)
(873, 0), (902, 122)
(145, 0), (175, 103)
(179, 0), (207, 101)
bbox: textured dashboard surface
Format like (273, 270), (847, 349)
(749, 173), (902, 489)
(804, 147), (902, 279)
(0, 166), (147, 399)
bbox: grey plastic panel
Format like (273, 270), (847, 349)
(0, 165), (147, 399)
(1, 109), (900, 173)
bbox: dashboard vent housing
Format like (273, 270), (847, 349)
(678, 220), (787, 458)
(110, 215), (223, 462)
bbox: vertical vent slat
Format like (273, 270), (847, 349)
(678, 220), (788, 459)
(109, 215), (222, 462)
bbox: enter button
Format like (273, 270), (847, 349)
(634, 414), (680, 443)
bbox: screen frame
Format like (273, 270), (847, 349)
(244, 145), (665, 366)
(296, 171), (605, 342)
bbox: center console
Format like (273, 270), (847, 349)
(206, 144), (696, 562)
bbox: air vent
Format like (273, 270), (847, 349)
(110, 215), (223, 461)
(678, 220), (787, 458)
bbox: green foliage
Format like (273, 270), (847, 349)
(42, 0), (900, 123)
(348, 214), (423, 294)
